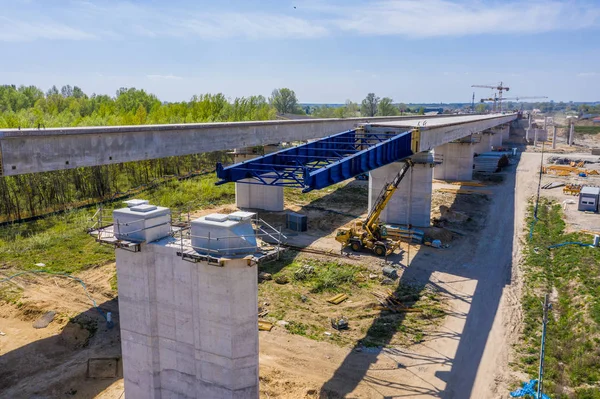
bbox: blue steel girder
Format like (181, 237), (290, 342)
(216, 128), (414, 192)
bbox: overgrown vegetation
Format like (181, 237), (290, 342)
(517, 198), (600, 398)
(0, 173), (234, 274)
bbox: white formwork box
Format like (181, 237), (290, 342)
(113, 204), (171, 243)
(191, 212), (257, 256)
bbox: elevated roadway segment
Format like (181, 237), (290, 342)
(0, 115), (440, 176)
(0, 113), (516, 176)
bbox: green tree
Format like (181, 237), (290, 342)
(269, 88), (298, 114)
(361, 93), (379, 117)
(377, 97), (399, 116)
(344, 100), (359, 116)
(418, 107), (425, 115)
(397, 103), (407, 115)
(475, 103), (487, 113)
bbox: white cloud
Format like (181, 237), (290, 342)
(1, 0), (598, 42)
(577, 72), (599, 77)
(147, 74), (183, 80)
(318, 0), (600, 37)
(0, 16), (96, 42)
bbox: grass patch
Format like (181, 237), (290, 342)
(109, 273), (118, 292)
(515, 198), (600, 398)
(262, 255), (367, 294)
(0, 174), (234, 274)
(0, 284), (23, 304)
(575, 125), (600, 135)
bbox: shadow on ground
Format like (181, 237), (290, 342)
(0, 298), (121, 398)
(319, 152), (520, 398)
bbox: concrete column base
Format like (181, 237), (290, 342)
(433, 142), (474, 181)
(472, 133), (492, 154)
(236, 182), (284, 212)
(490, 133), (503, 148)
(116, 243), (259, 399)
(234, 146), (284, 212)
(368, 156), (433, 227)
(502, 125), (510, 142)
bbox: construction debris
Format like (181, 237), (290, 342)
(541, 182), (565, 190)
(450, 181), (486, 187)
(438, 188), (492, 195)
(382, 266), (398, 280)
(330, 316), (349, 330)
(258, 320), (274, 331)
(327, 293), (349, 305)
(258, 272), (272, 281)
(293, 265), (315, 280)
(275, 275), (289, 285)
(563, 184), (583, 195)
(372, 291), (423, 313)
(384, 225), (425, 244)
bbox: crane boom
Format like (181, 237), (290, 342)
(472, 82), (510, 112)
(364, 160), (413, 239)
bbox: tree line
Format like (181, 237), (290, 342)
(0, 84), (411, 220)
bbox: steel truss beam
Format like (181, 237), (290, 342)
(216, 128), (414, 192)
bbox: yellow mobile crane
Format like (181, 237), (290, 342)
(335, 160), (413, 256)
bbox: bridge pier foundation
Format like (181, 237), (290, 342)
(501, 124), (510, 142)
(490, 130), (503, 148)
(234, 146), (284, 212)
(368, 152), (434, 227)
(115, 207), (259, 399)
(433, 142), (474, 181)
(472, 132), (492, 154)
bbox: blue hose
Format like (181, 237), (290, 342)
(0, 270), (113, 328)
(547, 241), (595, 249)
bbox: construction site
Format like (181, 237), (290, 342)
(1, 95), (600, 399)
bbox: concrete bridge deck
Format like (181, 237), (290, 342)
(0, 113), (517, 176)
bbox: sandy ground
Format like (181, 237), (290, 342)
(3, 132), (590, 398)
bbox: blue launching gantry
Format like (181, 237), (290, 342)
(216, 127), (419, 192)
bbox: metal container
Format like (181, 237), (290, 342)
(594, 235), (600, 247)
(287, 212), (307, 232)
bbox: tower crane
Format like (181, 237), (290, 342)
(472, 82), (510, 112)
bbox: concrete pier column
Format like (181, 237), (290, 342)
(368, 152), (434, 227)
(433, 142), (474, 181)
(472, 132), (492, 154)
(234, 146), (284, 212)
(569, 123), (574, 146)
(115, 206), (259, 399)
(501, 124), (510, 142)
(552, 126), (557, 149)
(490, 131), (503, 148)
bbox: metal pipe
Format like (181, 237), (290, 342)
(537, 294), (550, 399)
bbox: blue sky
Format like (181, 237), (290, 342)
(1, 0), (599, 103)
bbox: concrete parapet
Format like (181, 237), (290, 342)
(368, 152), (434, 227)
(433, 142), (474, 181)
